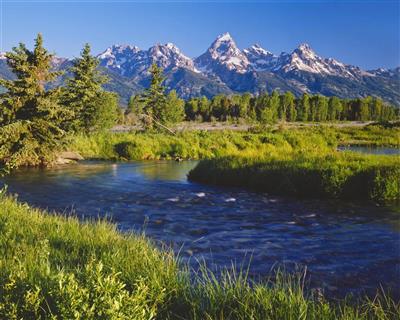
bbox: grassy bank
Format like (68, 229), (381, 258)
(69, 124), (399, 162)
(188, 152), (400, 202)
(69, 127), (337, 161)
(0, 195), (398, 319)
(331, 123), (400, 147)
(68, 125), (399, 202)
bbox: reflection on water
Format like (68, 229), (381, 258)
(2, 161), (400, 299)
(338, 145), (400, 155)
(137, 160), (199, 181)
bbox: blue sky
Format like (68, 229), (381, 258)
(1, 0), (399, 69)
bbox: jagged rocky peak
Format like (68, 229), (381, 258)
(147, 42), (197, 72)
(295, 43), (315, 56)
(274, 43), (358, 78)
(195, 32), (250, 73)
(98, 44), (140, 61)
(245, 43), (273, 56)
(97, 44), (142, 76)
(51, 56), (69, 68)
(244, 43), (277, 71)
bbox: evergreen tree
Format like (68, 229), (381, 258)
(63, 43), (117, 133)
(141, 63), (167, 127)
(128, 94), (145, 117)
(0, 34), (71, 167)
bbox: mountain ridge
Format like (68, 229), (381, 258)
(0, 33), (399, 106)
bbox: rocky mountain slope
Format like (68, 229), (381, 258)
(0, 33), (399, 106)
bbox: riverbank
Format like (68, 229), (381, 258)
(0, 195), (398, 319)
(67, 125), (400, 202)
(69, 123), (399, 162)
(188, 152), (400, 202)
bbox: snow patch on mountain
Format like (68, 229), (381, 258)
(243, 44), (277, 71)
(98, 43), (198, 77)
(274, 43), (372, 79)
(194, 32), (250, 74)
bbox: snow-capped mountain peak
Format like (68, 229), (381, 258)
(147, 43), (198, 72)
(98, 44), (140, 60)
(97, 42), (198, 77)
(297, 43), (313, 52)
(216, 32), (234, 42)
(243, 44), (277, 71)
(273, 43), (363, 78)
(195, 32), (249, 73)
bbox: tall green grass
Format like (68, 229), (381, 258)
(69, 125), (399, 162)
(0, 195), (398, 319)
(69, 126), (399, 202)
(188, 152), (400, 202)
(69, 127), (337, 161)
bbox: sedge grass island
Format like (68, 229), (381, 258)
(0, 9), (400, 319)
(69, 126), (400, 202)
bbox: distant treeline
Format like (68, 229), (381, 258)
(183, 92), (398, 123)
(128, 90), (398, 124)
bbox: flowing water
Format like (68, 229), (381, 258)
(2, 160), (399, 299)
(338, 145), (400, 155)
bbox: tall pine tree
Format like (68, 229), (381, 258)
(0, 34), (71, 167)
(141, 63), (167, 127)
(63, 43), (119, 133)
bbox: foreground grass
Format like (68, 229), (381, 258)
(0, 195), (399, 319)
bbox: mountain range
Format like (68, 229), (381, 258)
(1, 33), (399, 106)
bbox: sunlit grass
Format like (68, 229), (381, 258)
(0, 195), (398, 319)
(188, 152), (400, 202)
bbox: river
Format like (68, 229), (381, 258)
(2, 159), (399, 300)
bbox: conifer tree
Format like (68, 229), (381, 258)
(141, 63), (167, 127)
(63, 43), (118, 133)
(0, 34), (71, 167)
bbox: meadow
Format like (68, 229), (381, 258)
(69, 123), (399, 161)
(1, 124), (399, 318)
(69, 124), (400, 202)
(0, 194), (398, 319)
